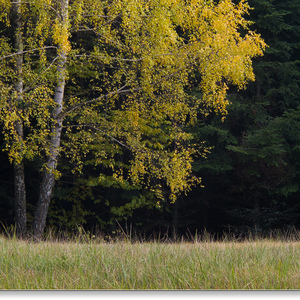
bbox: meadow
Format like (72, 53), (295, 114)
(0, 232), (300, 290)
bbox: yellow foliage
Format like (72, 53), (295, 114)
(98, 0), (266, 202)
(0, 0), (11, 25)
(0, 0), (266, 205)
(52, 18), (71, 54)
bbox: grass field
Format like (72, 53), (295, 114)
(1, 233), (300, 290)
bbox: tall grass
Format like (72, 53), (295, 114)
(1, 230), (300, 289)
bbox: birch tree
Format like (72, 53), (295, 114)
(0, 0), (64, 238)
(30, 0), (70, 238)
(0, 0), (266, 239)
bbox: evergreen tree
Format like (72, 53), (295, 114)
(187, 0), (300, 234)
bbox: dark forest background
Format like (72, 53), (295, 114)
(1, 0), (300, 238)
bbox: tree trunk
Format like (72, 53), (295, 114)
(14, 163), (27, 238)
(13, 139), (27, 237)
(253, 196), (260, 236)
(13, 0), (27, 238)
(172, 199), (179, 240)
(31, 0), (68, 240)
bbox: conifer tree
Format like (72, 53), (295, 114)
(190, 0), (300, 232)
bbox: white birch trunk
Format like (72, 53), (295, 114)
(31, 0), (69, 239)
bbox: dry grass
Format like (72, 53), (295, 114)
(1, 233), (300, 290)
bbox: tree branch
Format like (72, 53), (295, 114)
(65, 124), (138, 152)
(0, 46), (57, 60)
(61, 84), (142, 118)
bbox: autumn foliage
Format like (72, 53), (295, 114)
(0, 0), (266, 238)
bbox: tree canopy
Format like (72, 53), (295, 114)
(0, 0), (267, 238)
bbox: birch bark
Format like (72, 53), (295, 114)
(31, 0), (69, 239)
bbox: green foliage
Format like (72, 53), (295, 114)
(48, 181), (93, 230)
(184, 0), (300, 233)
(248, 0), (300, 111)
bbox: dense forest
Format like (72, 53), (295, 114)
(0, 0), (299, 239)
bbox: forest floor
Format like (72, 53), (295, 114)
(0, 232), (300, 290)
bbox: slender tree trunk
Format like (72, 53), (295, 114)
(14, 141), (27, 237)
(13, 0), (27, 238)
(172, 199), (179, 240)
(31, 0), (68, 240)
(253, 196), (260, 236)
(201, 200), (208, 229)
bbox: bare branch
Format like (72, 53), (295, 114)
(70, 26), (119, 45)
(61, 84), (142, 118)
(81, 15), (114, 18)
(65, 124), (137, 152)
(73, 54), (145, 62)
(0, 46), (57, 60)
